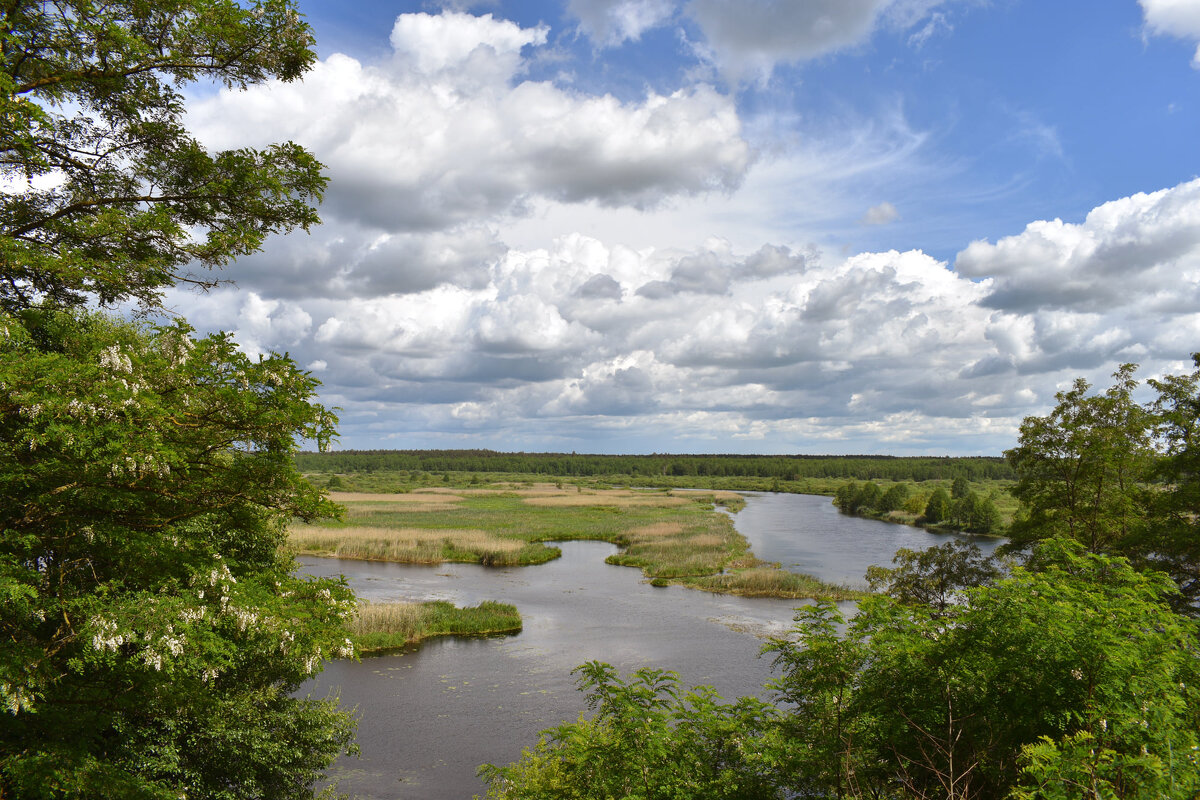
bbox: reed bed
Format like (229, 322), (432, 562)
(680, 567), (863, 601)
(288, 525), (557, 566)
(348, 600), (522, 653)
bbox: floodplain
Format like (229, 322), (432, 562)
(289, 483), (859, 600)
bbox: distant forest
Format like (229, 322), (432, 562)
(295, 450), (1015, 482)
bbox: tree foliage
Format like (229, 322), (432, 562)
(478, 662), (784, 800)
(1005, 358), (1200, 611)
(0, 2), (357, 797)
(865, 539), (1001, 617)
(767, 541), (1200, 800)
(0, 311), (356, 798)
(1005, 365), (1155, 553)
(1140, 355), (1200, 610)
(923, 486), (952, 524)
(1, 0), (326, 311)
(296, 450), (1016, 483)
(486, 543), (1200, 800)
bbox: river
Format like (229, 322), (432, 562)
(300, 492), (1002, 800)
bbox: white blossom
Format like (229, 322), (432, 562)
(91, 618), (127, 652)
(98, 344), (133, 374)
(232, 607), (259, 632)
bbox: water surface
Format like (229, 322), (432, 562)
(731, 492), (1004, 588)
(301, 491), (998, 799)
(302, 541), (807, 799)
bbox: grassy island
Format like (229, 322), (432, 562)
(347, 600), (522, 653)
(291, 483), (858, 600)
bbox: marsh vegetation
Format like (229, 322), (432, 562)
(290, 484), (857, 600)
(348, 600), (522, 653)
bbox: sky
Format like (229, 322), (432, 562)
(173, 0), (1200, 455)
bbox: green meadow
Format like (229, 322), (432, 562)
(290, 483), (859, 600)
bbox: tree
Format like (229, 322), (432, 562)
(768, 541), (1200, 800)
(0, 2), (357, 797)
(1005, 365), (1156, 553)
(923, 487), (952, 524)
(478, 662), (784, 800)
(1138, 355), (1200, 612)
(0, 312), (357, 798)
(865, 540), (1001, 617)
(948, 490), (1002, 534)
(1, 0), (326, 312)
(878, 482), (909, 513)
(834, 482), (860, 513)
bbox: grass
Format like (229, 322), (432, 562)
(678, 568), (862, 601)
(289, 520), (560, 566)
(289, 483), (851, 600)
(347, 600), (522, 653)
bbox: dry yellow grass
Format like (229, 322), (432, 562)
(522, 490), (689, 508)
(347, 601), (425, 636)
(289, 525), (525, 563)
(345, 501), (461, 514)
(682, 567), (861, 600)
(681, 533), (726, 549)
(293, 483), (846, 599)
(625, 522), (686, 538)
(328, 491), (465, 504)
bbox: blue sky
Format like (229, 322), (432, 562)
(177, 0), (1200, 455)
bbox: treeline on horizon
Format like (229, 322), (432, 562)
(294, 449), (1015, 482)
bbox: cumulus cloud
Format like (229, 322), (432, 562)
(956, 178), (1200, 314)
(388, 11), (546, 76)
(173, 5), (1200, 454)
(1140, 0), (1200, 66)
(188, 10), (750, 234)
(209, 176), (1198, 453)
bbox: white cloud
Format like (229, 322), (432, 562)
(232, 293), (312, 359)
(170, 8), (1200, 455)
(568, 0), (676, 45)
(388, 11), (546, 76)
(1141, 0), (1200, 66)
(205, 175), (1199, 453)
(956, 178), (1200, 314)
(861, 201), (899, 225)
(687, 0), (883, 83)
(188, 11), (750, 234)
(685, 0), (964, 83)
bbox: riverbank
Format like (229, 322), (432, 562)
(290, 484), (859, 601)
(348, 600), (522, 654)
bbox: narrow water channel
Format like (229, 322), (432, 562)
(730, 492), (1004, 588)
(300, 492), (1000, 800)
